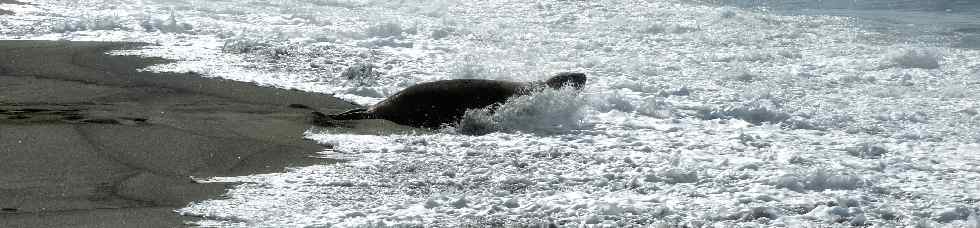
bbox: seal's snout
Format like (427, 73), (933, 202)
(545, 72), (587, 89)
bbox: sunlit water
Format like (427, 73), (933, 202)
(3, 0), (980, 227)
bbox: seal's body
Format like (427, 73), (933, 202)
(326, 72), (586, 129)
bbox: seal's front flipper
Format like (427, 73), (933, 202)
(310, 111), (346, 127)
(288, 103), (314, 110)
(328, 108), (372, 120)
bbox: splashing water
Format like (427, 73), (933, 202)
(453, 87), (588, 135)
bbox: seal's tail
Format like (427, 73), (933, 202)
(328, 108), (373, 120)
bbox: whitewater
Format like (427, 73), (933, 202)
(2, 0), (980, 226)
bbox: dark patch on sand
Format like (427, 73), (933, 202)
(80, 118), (122, 124)
(0, 106), (151, 125)
(288, 103), (314, 109)
(121, 117), (149, 122)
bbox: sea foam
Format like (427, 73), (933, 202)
(454, 87), (588, 135)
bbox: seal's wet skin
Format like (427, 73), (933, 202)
(323, 72), (587, 129)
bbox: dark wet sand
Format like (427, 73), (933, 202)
(0, 40), (417, 227)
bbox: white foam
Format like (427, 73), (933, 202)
(884, 48), (942, 69)
(454, 87), (588, 135)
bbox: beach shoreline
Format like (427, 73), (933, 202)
(0, 0), (27, 15)
(0, 40), (365, 227)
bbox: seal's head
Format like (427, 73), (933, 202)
(544, 72), (587, 89)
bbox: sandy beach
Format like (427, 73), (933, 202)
(0, 40), (414, 227)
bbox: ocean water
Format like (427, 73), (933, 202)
(3, 0), (980, 227)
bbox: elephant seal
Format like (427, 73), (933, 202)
(318, 72), (586, 129)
